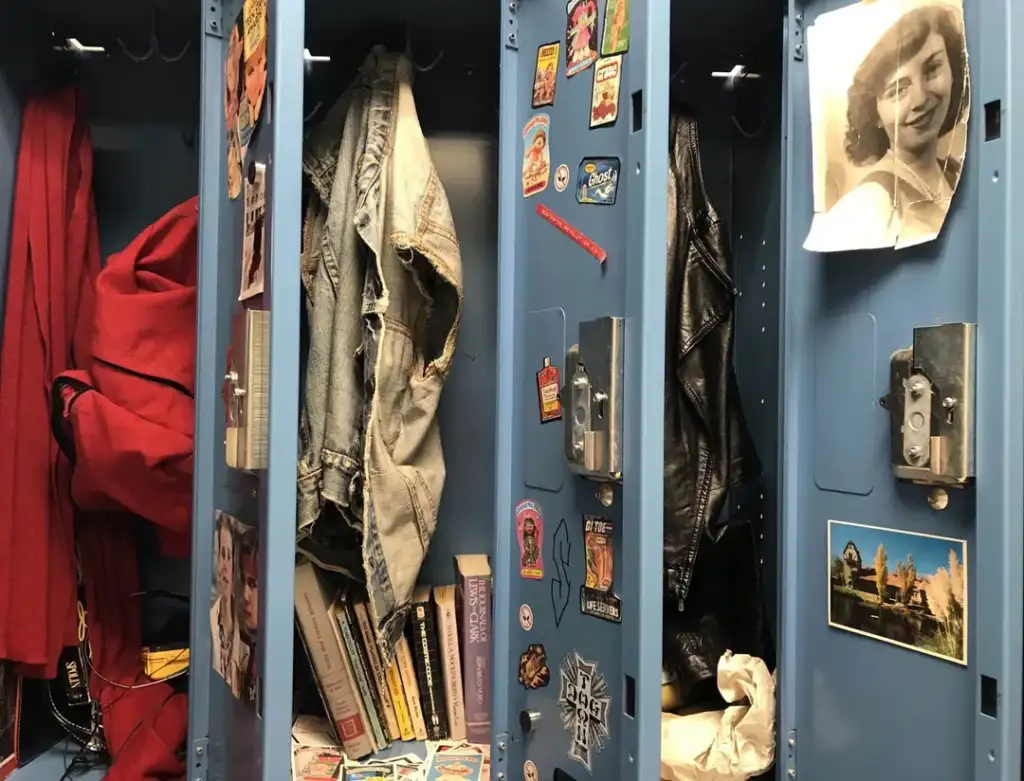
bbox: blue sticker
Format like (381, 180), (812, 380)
(575, 158), (620, 205)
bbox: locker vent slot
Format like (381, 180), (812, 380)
(981, 674), (998, 718)
(984, 100), (1001, 141)
(623, 674), (635, 718)
(631, 90), (643, 133)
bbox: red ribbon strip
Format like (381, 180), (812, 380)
(535, 203), (608, 264)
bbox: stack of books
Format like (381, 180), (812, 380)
(294, 554), (493, 761)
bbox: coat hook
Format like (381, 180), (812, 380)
(405, 25), (444, 72)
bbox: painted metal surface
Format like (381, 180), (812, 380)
(780, 2), (1023, 781)
(497, 1), (666, 779)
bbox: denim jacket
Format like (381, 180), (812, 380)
(298, 48), (463, 656)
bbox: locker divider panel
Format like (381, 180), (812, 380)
(779, 0), (1024, 779)
(496, 2), (668, 780)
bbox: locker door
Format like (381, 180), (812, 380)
(190, 1), (304, 779)
(779, 0), (1023, 779)
(493, 2), (668, 781)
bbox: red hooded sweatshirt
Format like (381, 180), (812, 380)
(0, 88), (190, 780)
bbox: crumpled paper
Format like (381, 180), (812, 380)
(660, 651), (776, 781)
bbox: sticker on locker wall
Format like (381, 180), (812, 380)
(518, 644), (551, 689)
(522, 115), (552, 198)
(558, 652), (611, 773)
(535, 204), (608, 264)
(516, 500), (545, 579)
(532, 42), (560, 108)
(601, 0), (630, 55)
(590, 55), (622, 128)
(519, 603), (535, 631)
(554, 164), (571, 192)
(524, 760), (540, 781)
(239, 162), (267, 301)
(242, 0), (268, 125)
(537, 357), (563, 423)
(565, 0), (599, 77)
(575, 158), (620, 206)
(581, 515), (621, 622)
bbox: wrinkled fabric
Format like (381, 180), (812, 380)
(0, 87), (96, 675)
(660, 652), (776, 781)
(664, 106), (761, 605)
(53, 196), (198, 558)
(299, 48), (462, 657)
(663, 106), (767, 698)
(0, 88), (187, 780)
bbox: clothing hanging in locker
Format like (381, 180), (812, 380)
(297, 46), (464, 656)
(661, 104), (771, 712)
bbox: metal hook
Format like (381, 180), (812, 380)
(304, 100), (324, 124)
(670, 60), (687, 82)
(405, 26), (445, 72)
(117, 6), (192, 63)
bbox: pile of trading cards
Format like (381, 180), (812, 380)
(291, 718), (490, 781)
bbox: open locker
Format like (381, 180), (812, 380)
(190, 0), (1023, 779)
(0, 2), (201, 781)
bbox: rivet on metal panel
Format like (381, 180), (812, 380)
(204, 0), (224, 38)
(792, 9), (805, 61)
(504, 1), (520, 51)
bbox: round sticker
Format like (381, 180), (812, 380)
(524, 759), (539, 781)
(554, 164), (570, 192)
(519, 603), (534, 631)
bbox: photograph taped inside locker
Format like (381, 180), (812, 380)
(804, 0), (970, 252)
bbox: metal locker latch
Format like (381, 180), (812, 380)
(224, 308), (270, 472)
(562, 316), (624, 482)
(880, 322), (976, 486)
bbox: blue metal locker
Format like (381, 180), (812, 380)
(183, 2), (1024, 781)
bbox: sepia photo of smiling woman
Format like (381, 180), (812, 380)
(809, 1), (969, 250)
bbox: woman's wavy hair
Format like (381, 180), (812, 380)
(844, 4), (967, 166)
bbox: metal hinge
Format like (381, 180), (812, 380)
(191, 737), (209, 781)
(792, 11), (805, 60)
(205, 0), (224, 38)
(505, 1), (520, 50)
(785, 729), (797, 778)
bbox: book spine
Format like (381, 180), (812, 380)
(396, 634), (428, 740)
(336, 606), (386, 750)
(435, 587), (467, 741)
(383, 658), (415, 741)
(460, 575), (492, 745)
(352, 602), (402, 742)
(409, 601), (449, 741)
(293, 564), (374, 759)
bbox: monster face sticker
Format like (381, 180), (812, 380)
(565, 0), (599, 77)
(516, 500), (544, 579)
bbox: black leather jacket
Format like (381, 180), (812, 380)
(662, 107), (767, 703)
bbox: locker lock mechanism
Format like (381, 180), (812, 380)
(563, 316), (624, 483)
(880, 322), (976, 490)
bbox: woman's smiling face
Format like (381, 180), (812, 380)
(876, 30), (953, 158)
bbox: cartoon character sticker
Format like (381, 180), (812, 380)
(601, 0), (630, 55)
(558, 652), (611, 773)
(532, 42), (560, 108)
(575, 158), (620, 206)
(239, 162), (267, 301)
(554, 164), (571, 192)
(590, 55), (623, 128)
(522, 115), (551, 198)
(518, 644), (551, 690)
(425, 754), (485, 781)
(565, 0), (599, 78)
(515, 500), (545, 579)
